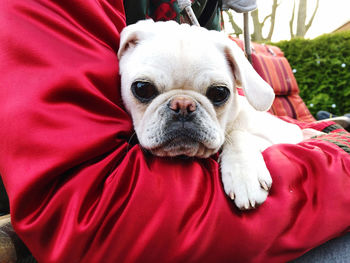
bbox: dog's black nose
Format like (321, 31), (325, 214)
(168, 96), (196, 118)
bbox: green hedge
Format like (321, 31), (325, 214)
(273, 31), (350, 117)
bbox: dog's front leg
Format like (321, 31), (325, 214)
(220, 130), (272, 210)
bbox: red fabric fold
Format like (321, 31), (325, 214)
(1, 1), (350, 262)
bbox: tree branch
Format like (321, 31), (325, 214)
(296, 0), (308, 36)
(225, 10), (243, 37)
(305, 0), (320, 34)
(262, 14), (272, 26)
(250, 9), (263, 41)
(250, 9), (260, 26)
(289, 0), (296, 38)
(266, 0), (278, 41)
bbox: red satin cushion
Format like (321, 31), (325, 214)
(0, 1), (350, 262)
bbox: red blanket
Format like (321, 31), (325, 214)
(0, 1), (349, 262)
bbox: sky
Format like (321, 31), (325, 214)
(223, 0), (350, 42)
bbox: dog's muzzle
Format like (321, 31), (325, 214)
(164, 96), (200, 144)
(143, 95), (222, 157)
(149, 96), (214, 157)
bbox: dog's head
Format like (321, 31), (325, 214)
(118, 20), (274, 158)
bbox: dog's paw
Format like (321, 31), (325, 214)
(220, 153), (272, 210)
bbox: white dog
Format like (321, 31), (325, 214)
(117, 20), (312, 210)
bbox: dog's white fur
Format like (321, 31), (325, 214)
(118, 20), (313, 209)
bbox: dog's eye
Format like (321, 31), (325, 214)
(206, 86), (230, 106)
(131, 81), (159, 103)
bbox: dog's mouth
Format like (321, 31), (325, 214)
(148, 128), (217, 158)
(162, 135), (200, 150)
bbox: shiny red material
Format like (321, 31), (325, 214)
(0, 1), (350, 262)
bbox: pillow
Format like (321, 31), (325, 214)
(229, 37), (315, 122)
(270, 95), (316, 122)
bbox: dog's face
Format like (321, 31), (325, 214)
(118, 20), (274, 158)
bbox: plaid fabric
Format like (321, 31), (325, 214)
(315, 131), (350, 154)
(277, 117), (350, 155)
(309, 122), (350, 155)
(229, 37), (315, 122)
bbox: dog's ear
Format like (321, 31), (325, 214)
(118, 19), (155, 59)
(224, 41), (275, 111)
